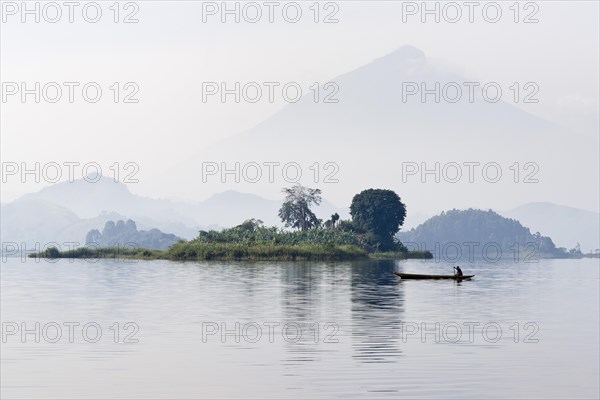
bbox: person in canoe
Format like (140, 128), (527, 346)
(454, 266), (463, 277)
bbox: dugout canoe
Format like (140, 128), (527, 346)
(393, 272), (474, 280)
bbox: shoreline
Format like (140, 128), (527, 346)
(28, 244), (434, 262)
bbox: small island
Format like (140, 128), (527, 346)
(30, 186), (433, 261)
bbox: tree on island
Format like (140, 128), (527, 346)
(236, 218), (264, 232)
(350, 189), (406, 250)
(279, 185), (322, 231)
(324, 213), (340, 229)
(331, 213), (340, 228)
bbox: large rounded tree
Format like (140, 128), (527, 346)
(350, 189), (406, 250)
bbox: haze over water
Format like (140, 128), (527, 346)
(1, 258), (598, 399)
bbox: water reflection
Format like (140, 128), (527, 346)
(279, 262), (330, 366)
(350, 260), (404, 363)
(280, 262), (320, 322)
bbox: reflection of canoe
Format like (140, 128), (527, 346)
(394, 272), (474, 280)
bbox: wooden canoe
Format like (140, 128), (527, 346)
(394, 272), (474, 280)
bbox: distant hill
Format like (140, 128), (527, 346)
(85, 220), (182, 250)
(500, 203), (599, 253)
(398, 209), (567, 259)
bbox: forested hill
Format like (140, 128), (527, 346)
(397, 209), (567, 258)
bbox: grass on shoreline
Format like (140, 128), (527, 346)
(29, 246), (168, 260)
(29, 243), (433, 261)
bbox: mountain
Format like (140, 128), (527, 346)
(86, 220), (182, 250)
(500, 203), (600, 253)
(163, 45), (598, 214)
(397, 209), (567, 259)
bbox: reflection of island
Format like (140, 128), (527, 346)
(350, 260), (405, 363)
(280, 262), (320, 322)
(279, 262), (325, 364)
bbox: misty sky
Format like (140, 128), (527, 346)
(1, 1), (598, 214)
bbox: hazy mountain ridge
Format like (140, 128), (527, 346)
(1, 177), (348, 246)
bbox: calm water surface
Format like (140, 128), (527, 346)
(1, 257), (598, 399)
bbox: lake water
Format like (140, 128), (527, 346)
(1, 257), (598, 399)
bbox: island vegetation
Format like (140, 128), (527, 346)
(30, 186), (432, 261)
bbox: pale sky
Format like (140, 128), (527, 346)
(1, 1), (599, 213)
